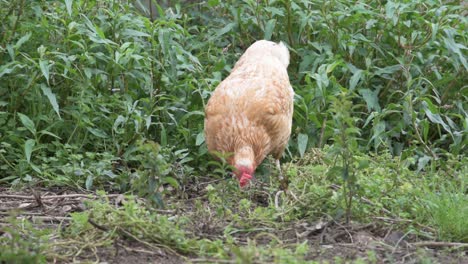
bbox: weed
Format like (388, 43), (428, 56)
(0, 215), (49, 263)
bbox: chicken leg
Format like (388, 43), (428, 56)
(276, 159), (289, 191)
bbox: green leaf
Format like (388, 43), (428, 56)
(0, 62), (24, 77)
(443, 32), (468, 71)
(40, 84), (60, 118)
(327, 166), (344, 178)
(326, 60), (342, 74)
(374, 65), (401, 77)
(196, 132), (205, 146)
(208, 0), (219, 7)
(85, 175), (93, 190)
(359, 89), (381, 112)
(358, 159), (370, 169)
(87, 127), (108, 138)
(18, 113), (36, 136)
(154, 2), (165, 18)
(417, 155), (432, 172)
(264, 19), (276, 40)
(39, 130), (62, 140)
(24, 139), (35, 163)
(216, 23), (236, 37)
(31, 164), (41, 174)
(370, 121), (386, 149)
(0, 175), (19, 183)
(14, 32), (32, 50)
(160, 125), (167, 147)
(421, 119), (429, 141)
(39, 60), (50, 84)
(158, 29), (170, 56)
(422, 101), (451, 134)
(349, 69), (363, 90)
(123, 29), (150, 38)
(297, 133), (308, 158)
(113, 115), (126, 132)
(65, 0), (73, 16)
(164, 177), (179, 189)
(264, 6), (285, 17)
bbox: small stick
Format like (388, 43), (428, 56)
(0, 211), (43, 216)
(18, 216), (71, 221)
(411, 241), (468, 248)
(373, 216), (436, 232)
(88, 218), (109, 232)
(120, 244), (165, 256)
(191, 258), (236, 263)
(0, 194), (122, 200)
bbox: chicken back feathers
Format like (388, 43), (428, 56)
(204, 40), (294, 187)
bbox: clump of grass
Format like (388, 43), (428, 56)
(423, 186), (468, 242)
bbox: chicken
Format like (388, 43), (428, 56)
(204, 40), (294, 188)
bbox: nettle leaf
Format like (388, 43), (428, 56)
(373, 65), (401, 77)
(349, 69), (363, 90)
(443, 30), (468, 71)
(422, 101), (451, 134)
(40, 84), (60, 118)
(264, 19), (276, 40)
(18, 113), (36, 136)
(24, 139), (36, 163)
(145, 115), (152, 130)
(113, 115), (126, 132)
(196, 132), (205, 146)
(297, 133), (308, 158)
(164, 177), (179, 189)
(417, 155), (432, 172)
(0, 62), (24, 78)
(370, 121), (386, 149)
(39, 60), (50, 84)
(85, 175), (93, 190)
(216, 22), (236, 38)
(160, 125), (167, 147)
(264, 6), (285, 17)
(359, 89), (381, 112)
(327, 166), (345, 178)
(208, 0), (220, 7)
(87, 127), (108, 138)
(39, 130), (62, 140)
(65, 0), (73, 16)
(14, 32), (32, 50)
(123, 29), (150, 38)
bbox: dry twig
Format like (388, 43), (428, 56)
(0, 193), (121, 200)
(411, 241), (468, 248)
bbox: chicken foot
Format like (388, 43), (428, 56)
(276, 159), (289, 191)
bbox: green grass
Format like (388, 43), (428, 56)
(422, 187), (468, 242)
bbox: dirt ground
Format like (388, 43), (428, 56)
(0, 186), (466, 263)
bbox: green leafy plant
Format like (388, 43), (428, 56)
(0, 215), (50, 263)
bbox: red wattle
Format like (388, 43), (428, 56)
(239, 173), (252, 188)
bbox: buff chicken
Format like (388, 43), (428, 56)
(204, 40), (294, 188)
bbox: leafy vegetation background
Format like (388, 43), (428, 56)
(0, 0), (467, 262)
(1, 0), (466, 191)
